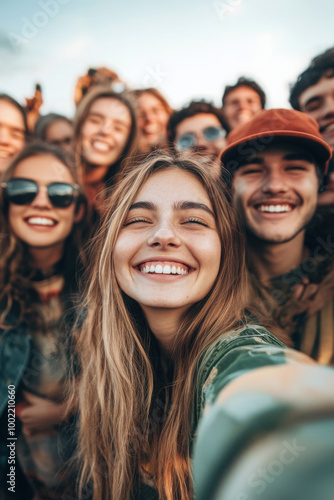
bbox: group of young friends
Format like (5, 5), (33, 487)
(0, 47), (334, 500)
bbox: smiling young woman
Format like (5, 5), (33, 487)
(0, 142), (87, 499)
(73, 85), (138, 209)
(131, 88), (172, 154)
(74, 151), (324, 500)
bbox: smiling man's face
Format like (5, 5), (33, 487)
(298, 76), (334, 151)
(232, 144), (319, 244)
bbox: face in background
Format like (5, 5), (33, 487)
(46, 119), (73, 155)
(232, 145), (319, 244)
(136, 92), (170, 152)
(298, 76), (334, 207)
(81, 97), (132, 173)
(174, 113), (226, 178)
(0, 99), (26, 174)
(299, 76), (334, 151)
(8, 154), (81, 254)
(114, 168), (221, 315)
(223, 86), (263, 131)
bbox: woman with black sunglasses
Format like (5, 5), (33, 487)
(0, 142), (87, 499)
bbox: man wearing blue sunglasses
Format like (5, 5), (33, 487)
(168, 100), (227, 178)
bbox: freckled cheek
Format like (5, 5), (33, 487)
(194, 236), (221, 272)
(113, 235), (141, 274)
(232, 182), (253, 208)
(81, 123), (97, 142)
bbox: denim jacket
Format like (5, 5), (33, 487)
(0, 307), (31, 416)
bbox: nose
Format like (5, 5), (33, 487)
(237, 99), (251, 112)
(0, 126), (10, 145)
(99, 119), (113, 135)
(147, 221), (181, 248)
(30, 186), (52, 209)
(142, 111), (154, 125)
(262, 170), (288, 194)
(195, 134), (208, 149)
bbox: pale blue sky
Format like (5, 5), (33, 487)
(1, 0), (333, 117)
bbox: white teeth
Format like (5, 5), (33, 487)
(93, 140), (109, 152)
(27, 217), (55, 226)
(140, 263), (189, 275)
(258, 204), (292, 213)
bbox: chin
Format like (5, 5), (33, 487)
(255, 232), (300, 244)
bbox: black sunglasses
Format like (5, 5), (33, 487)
(2, 178), (80, 208)
(176, 126), (225, 151)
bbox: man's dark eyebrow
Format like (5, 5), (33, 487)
(238, 157), (264, 167)
(283, 153), (315, 162)
(128, 201), (155, 211)
(174, 201), (215, 217)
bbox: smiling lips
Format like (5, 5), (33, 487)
(321, 122), (334, 134)
(143, 124), (159, 134)
(253, 201), (296, 214)
(0, 150), (12, 159)
(91, 139), (112, 153)
(25, 216), (57, 227)
(139, 261), (190, 275)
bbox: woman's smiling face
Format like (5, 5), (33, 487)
(114, 168), (221, 315)
(8, 154), (80, 252)
(81, 97), (132, 167)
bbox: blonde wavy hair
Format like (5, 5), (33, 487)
(75, 151), (249, 500)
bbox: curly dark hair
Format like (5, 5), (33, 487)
(289, 47), (334, 110)
(167, 100), (228, 144)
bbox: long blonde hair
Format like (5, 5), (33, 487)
(75, 151), (248, 500)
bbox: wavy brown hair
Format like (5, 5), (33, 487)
(74, 151), (254, 499)
(0, 141), (87, 328)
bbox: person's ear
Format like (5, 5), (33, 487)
(74, 202), (85, 223)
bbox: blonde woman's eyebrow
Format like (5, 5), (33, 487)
(128, 201), (155, 211)
(174, 201), (215, 217)
(128, 201), (214, 217)
(129, 201), (215, 217)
